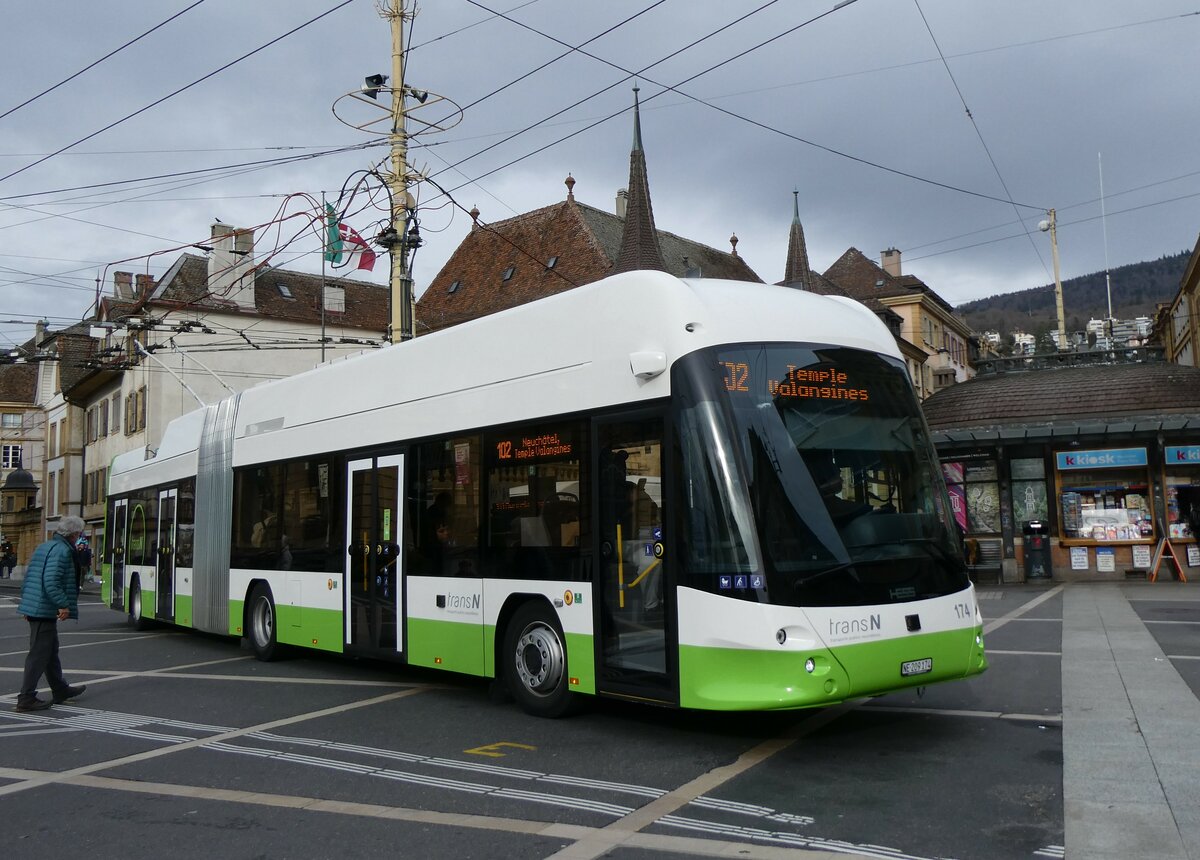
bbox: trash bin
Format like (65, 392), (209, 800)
(1023, 520), (1052, 579)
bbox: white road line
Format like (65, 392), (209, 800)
(866, 705), (1062, 723)
(984, 649), (1062, 656)
(983, 585), (1064, 636)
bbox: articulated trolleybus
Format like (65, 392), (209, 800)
(104, 271), (986, 717)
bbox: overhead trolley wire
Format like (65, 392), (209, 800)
(0, 0), (210, 123)
(463, 0), (1046, 211)
(0, 0), (358, 186)
(912, 0), (1050, 277)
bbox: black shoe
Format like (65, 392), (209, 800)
(15, 697), (52, 712)
(53, 685), (86, 704)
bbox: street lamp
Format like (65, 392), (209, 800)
(1038, 209), (1067, 352)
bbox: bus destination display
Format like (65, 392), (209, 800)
(718, 360), (870, 402)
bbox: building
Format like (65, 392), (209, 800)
(821, 247), (974, 396)
(416, 90), (760, 333)
(1154, 233), (1199, 366)
(0, 341), (43, 574)
(922, 349), (1200, 581)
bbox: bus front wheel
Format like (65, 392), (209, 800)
(503, 602), (577, 718)
(247, 584), (280, 662)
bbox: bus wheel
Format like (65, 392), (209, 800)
(247, 584), (280, 662)
(129, 578), (151, 631)
(503, 602), (577, 718)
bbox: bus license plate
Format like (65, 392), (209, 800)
(901, 658), (933, 677)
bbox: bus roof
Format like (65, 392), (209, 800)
(114, 271), (899, 478)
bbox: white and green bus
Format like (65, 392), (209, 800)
(102, 270), (987, 716)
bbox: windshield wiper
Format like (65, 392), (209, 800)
(796, 560), (858, 586)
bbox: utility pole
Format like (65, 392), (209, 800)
(381, 0), (414, 343)
(1040, 209), (1067, 352)
(334, 0), (457, 343)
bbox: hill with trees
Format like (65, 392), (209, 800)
(956, 250), (1190, 338)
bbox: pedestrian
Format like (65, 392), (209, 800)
(75, 535), (93, 586)
(14, 516), (87, 712)
(0, 536), (15, 578)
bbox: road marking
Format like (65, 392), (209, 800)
(0, 631), (173, 657)
(866, 705), (1062, 723)
(983, 584), (1063, 635)
(984, 649), (1062, 656)
(465, 741), (537, 758)
(0, 766), (855, 859)
(0, 687), (427, 799)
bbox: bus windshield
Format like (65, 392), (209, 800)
(674, 344), (968, 607)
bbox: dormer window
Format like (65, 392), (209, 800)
(546, 256), (558, 270)
(276, 283), (293, 299)
(502, 266), (515, 282)
(448, 280), (461, 294)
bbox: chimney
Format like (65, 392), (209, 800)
(881, 247), (901, 277)
(135, 273), (155, 300)
(208, 222), (256, 311)
(113, 271), (134, 299)
(615, 188), (628, 218)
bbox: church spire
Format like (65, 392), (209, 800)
(613, 85), (665, 274)
(783, 189), (812, 291)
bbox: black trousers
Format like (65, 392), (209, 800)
(19, 617), (69, 703)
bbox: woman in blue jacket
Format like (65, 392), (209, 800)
(15, 516), (87, 712)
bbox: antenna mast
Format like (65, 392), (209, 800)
(1099, 153), (1113, 326)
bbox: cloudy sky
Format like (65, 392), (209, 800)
(3, 0), (1199, 353)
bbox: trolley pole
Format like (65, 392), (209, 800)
(383, 0), (414, 343)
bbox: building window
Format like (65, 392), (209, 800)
(447, 280), (461, 294)
(1, 413), (20, 429)
(501, 266), (515, 282)
(1057, 448), (1153, 542)
(1011, 458), (1048, 525)
(546, 256), (559, 269)
(99, 400), (109, 437)
(1164, 444), (1200, 539)
(1, 444), (21, 469)
(111, 394), (121, 435)
(48, 422), (57, 459)
(942, 459), (1000, 534)
(276, 283), (293, 299)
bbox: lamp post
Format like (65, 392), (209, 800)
(1039, 209), (1067, 352)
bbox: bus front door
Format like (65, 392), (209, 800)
(156, 488), (177, 621)
(595, 417), (672, 704)
(109, 499), (128, 611)
(345, 455), (404, 655)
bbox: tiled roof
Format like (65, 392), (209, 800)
(0, 362), (36, 404)
(922, 361), (1200, 431)
(153, 255), (387, 330)
(416, 198), (761, 332)
(822, 247), (956, 315)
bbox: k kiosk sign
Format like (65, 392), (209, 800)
(1055, 447), (1148, 470)
(1165, 445), (1200, 464)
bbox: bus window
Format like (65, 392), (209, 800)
(485, 420), (588, 580)
(408, 436), (481, 577)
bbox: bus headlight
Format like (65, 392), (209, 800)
(776, 629), (787, 645)
(805, 657), (816, 674)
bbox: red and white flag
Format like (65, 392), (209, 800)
(324, 205), (377, 272)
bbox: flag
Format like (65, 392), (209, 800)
(324, 204), (377, 272)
